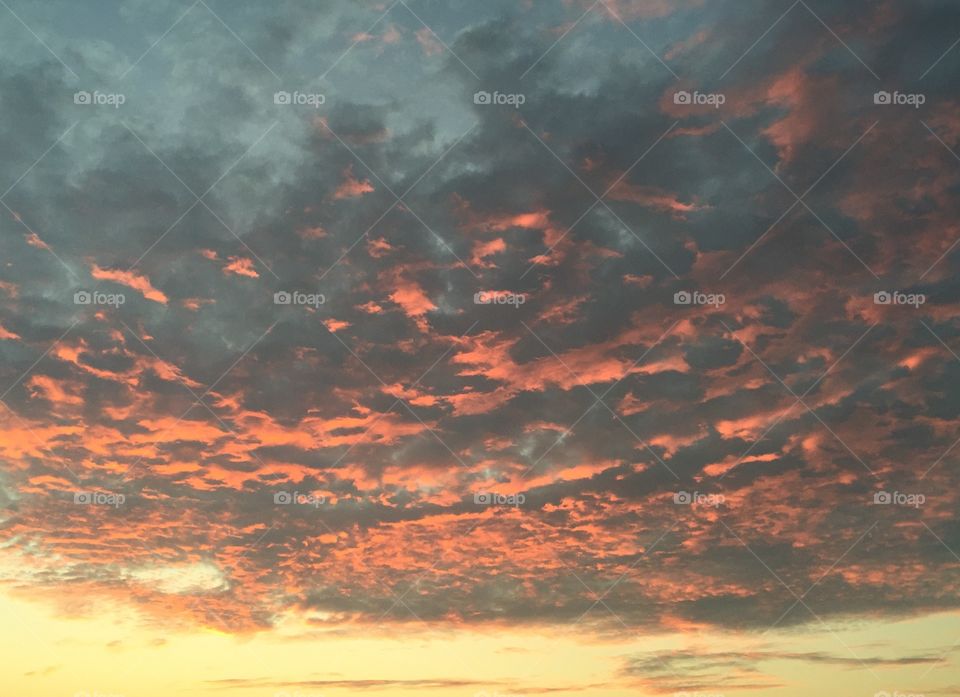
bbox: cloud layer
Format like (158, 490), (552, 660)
(0, 1), (958, 664)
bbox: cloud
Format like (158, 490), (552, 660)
(90, 264), (169, 303)
(0, 0), (958, 660)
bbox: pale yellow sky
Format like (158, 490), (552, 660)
(1, 588), (956, 697)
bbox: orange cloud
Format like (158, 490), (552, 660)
(333, 164), (375, 199)
(223, 257), (259, 278)
(388, 275), (436, 319)
(90, 265), (169, 304)
(26, 375), (83, 406)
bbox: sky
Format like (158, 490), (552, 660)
(0, 0), (959, 695)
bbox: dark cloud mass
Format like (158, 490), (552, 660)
(0, 0), (959, 666)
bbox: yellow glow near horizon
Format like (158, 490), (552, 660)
(0, 588), (956, 697)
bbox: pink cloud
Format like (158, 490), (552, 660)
(90, 264), (168, 304)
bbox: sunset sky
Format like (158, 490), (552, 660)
(1, 1), (959, 696)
